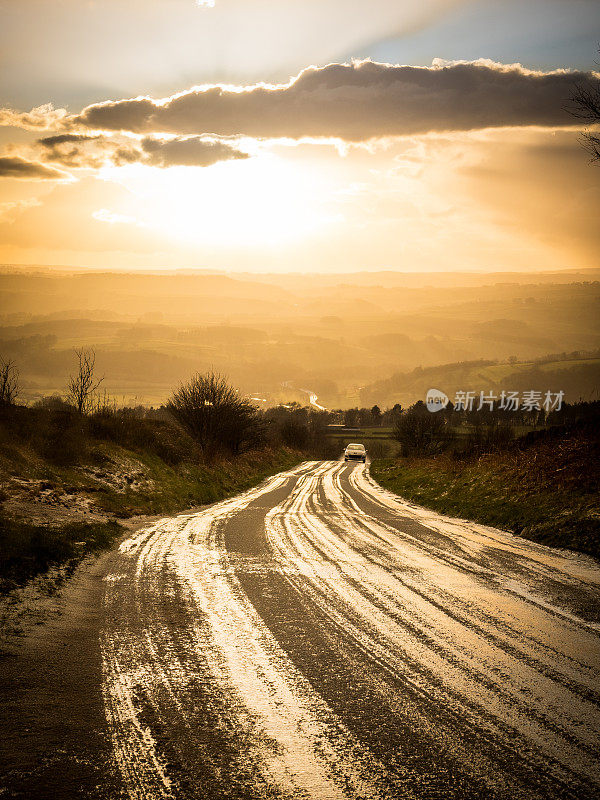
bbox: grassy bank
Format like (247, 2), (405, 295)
(90, 444), (302, 518)
(0, 519), (121, 593)
(370, 425), (599, 560)
(0, 443), (301, 591)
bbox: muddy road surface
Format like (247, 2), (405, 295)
(2, 461), (600, 799)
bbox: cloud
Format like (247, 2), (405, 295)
(37, 133), (110, 168)
(71, 60), (598, 141)
(0, 177), (168, 256)
(39, 133), (99, 147)
(33, 131), (247, 169)
(141, 136), (249, 166)
(0, 103), (67, 131)
(39, 134), (143, 169)
(455, 128), (600, 253)
(0, 156), (68, 180)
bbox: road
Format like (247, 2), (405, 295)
(1, 459), (599, 799)
(99, 460), (600, 800)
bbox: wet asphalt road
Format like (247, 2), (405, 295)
(100, 460), (600, 800)
(2, 460), (600, 800)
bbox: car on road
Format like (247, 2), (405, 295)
(344, 443), (366, 462)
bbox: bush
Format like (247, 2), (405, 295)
(461, 421), (514, 456)
(0, 357), (19, 405)
(167, 372), (264, 460)
(33, 397), (88, 465)
(393, 402), (454, 456)
(88, 406), (198, 465)
(369, 440), (392, 459)
(280, 417), (310, 449)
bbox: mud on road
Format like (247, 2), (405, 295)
(1, 461), (600, 799)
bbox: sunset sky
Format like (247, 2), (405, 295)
(0, 0), (598, 272)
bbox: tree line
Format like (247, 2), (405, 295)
(2, 349), (597, 466)
(0, 350), (337, 464)
(390, 398), (599, 458)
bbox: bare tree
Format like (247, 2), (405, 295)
(167, 371), (262, 460)
(571, 52), (600, 162)
(0, 357), (19, 405)
(68, 348), (104, 414)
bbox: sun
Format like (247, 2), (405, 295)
(98, 151), (334, 249)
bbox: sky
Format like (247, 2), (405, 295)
(0, 0), (598, 272)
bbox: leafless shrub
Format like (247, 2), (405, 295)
(462, 421), (515, 457)
(67, 348), (104, 414)
(368, 440), (391, 459)
(90, 389), (118, 416)
(571, 52), (600, 162)
(393, 402), (454, 456)
(167, 371), (263, 460)
(34, 396), (87, 465)
(0, 357), (19, 405)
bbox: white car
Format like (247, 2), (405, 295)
(344, 443), (366, 463)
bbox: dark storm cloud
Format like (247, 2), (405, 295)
(141, 136), (249, 166)
(0, 156), (66, 180)
(72, 60), (598, 140)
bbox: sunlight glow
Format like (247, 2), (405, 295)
(97, 153), (335, 248)
(92, 209), (139, 226)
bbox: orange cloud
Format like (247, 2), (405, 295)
(141, 136), (249, 167)
(0, 103), (67, 131)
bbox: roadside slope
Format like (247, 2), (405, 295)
(0, 441), (301, 654)
(370, 424), (599, 559)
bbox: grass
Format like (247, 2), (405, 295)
(370, 425), (600, 560)
(0, 518), (122, 593)
(92, 446), (302, 517)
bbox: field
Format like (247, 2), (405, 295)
(2, 269), (599, 410)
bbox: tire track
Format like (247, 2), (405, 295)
(101, 459), (600, 800)
(258, 462), (600, 797)
(102, 463), (392, 799)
